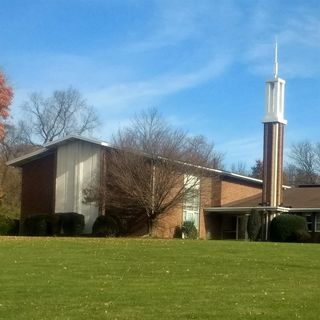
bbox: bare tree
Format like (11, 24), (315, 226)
(230, 161), (248, 176)
(250, 159), (263, 179)
(85, 108), (223, 235)
(0, 123), (37, 214)
(0, 122), (35, 160)
(289, 141), (319, 184)
(21, 88), (99, 144)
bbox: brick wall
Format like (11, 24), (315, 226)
(221, 177), (262, 205)
(153, 177), (214, 239)
(21, 153), (56, 219)
(153, 175), (262, 239)
(199, 177), (214, 239)
(153, 205), (183, 238)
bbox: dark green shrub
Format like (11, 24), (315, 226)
(110, 214), (127, 235)
(50, 214), (62, 235)
(294, 229), (311, 243)
(59, 212), (84, 236)
(22, 215), (49, 236)
(0, 215), (19, 235)
(181, 221), (198, 239)
(247, 210), (263, 241)
(92, 215), (120, 237)
(173, 226), (182, 238)
(270, 214), (310, 242)
(10, 219), (20, 235)
(22, 214), (61, 236)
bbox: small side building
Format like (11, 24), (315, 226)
(8, 136), (106, 233)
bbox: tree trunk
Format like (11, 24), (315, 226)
(147, 216), (153, 236)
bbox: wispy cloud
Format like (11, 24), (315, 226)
(243, 3), (320, 78)
(127, 0), (242, 53)
(128, 1), (200, 52)
(85, 55), (231, 112)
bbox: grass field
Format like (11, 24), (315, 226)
(0, 238), (319, 320)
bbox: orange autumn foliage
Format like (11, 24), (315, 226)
(0, 72), (13, 139)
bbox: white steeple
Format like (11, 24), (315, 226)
(263, 41), (287, 124)
(273, 40), (278, 78)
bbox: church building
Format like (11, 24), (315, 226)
(7, 45), (320, 241)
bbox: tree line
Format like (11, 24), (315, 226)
(232, 143), (320, 186)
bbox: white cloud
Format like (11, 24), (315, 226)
(243, 5), (320, 79)
(85, 55), (232, 112)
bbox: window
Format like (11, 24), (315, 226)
(316, 214), (320, 232)
(305, 214), (320, 232)
(305, 214), (313, 232)
(183, 175), (200, 230)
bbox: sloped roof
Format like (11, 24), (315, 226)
(7, 135), (110, 167)
(283, 187), (320, 208)
(220, 186), (320, 209)
(6, 148), (52, 167)
(43, 134), (109, 148)
(6, 134), (264, 186)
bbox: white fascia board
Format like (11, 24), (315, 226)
(205, 207), (320, 213)
(161, 158), (264, 185)
(205, 206), (290, 213)
(209, 168), (291, 188)
(6, 148), (49, 167)
(211, 169), (263, 184)
(7, 135), (111, 167)
(288, 208), (320, 212)
(44, 134), (110, 148)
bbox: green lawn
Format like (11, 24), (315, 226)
(0, 238), (319, 320)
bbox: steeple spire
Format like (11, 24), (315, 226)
(273, 40), (278, 78)
(262, 41), (287, 210)
(263, 40), (286, 124)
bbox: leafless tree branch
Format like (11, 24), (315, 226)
(21, 88), (99, 144)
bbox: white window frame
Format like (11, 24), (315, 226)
(183, 175), (200, 230)
(315, 214), (320, 232)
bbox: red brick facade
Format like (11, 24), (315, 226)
(153, 205), (183, 238)
(21, 153), (56, 219)
(220, 178), (262, 205)
(152, 175), (262, 239)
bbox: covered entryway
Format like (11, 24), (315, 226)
(204, 206), (290, 240)
(204, 211), (250, 240)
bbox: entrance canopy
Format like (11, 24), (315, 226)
(204, 186), (320, 240)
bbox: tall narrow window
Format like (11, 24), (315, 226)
(183, 175), (200, 230)
(315, 214), (320, 232)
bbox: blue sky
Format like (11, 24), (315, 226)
(1, 0), (320, 169)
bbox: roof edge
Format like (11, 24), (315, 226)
(44, 134), (110, 148)
(5, 134), (290, 189)
(205, 206), (290, 213)
(205, 206), (320, 213)
(7, 148), (50, 167)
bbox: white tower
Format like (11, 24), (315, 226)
(263, 42), (287, 124)
(262, 42), (286, 207)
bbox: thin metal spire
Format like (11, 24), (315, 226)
(274, 39), (278, 78)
